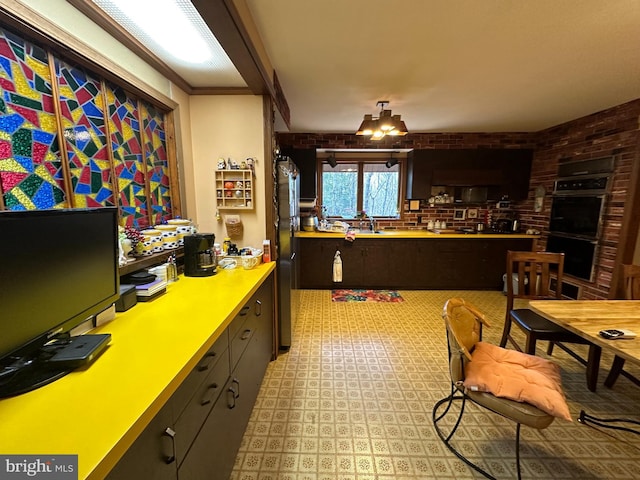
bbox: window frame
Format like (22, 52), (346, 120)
(317, 157), (406, 219)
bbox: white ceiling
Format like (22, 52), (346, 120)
(88, 0), (640, 134)
(243, 0), (640, 133)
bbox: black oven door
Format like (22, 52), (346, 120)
(549, 195), (604, 239)
(546, 234), (597, 281)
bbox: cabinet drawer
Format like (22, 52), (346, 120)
(228, 304), (252, 339)
(230, 308), (263, 369)
(171, 330), (229, 420)
(174, 349), (230, 465)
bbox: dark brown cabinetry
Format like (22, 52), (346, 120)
(107, 275), (274, 480)
(105, 402), (176, 480)
(299, 237), (535, 289)
(407, 149), (533, 201)
(281, 148), (317, 199)
(299, 238), (395, 289)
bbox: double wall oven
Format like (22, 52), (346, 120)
(546, 160), (612, 281)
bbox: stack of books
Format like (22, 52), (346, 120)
(135, 278), (167, 302)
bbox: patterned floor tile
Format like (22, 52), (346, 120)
(232, 289), (640, 479)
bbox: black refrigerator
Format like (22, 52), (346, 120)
(277, 158), (300, 349)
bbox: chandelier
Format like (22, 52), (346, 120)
(355, 101), (409, 139)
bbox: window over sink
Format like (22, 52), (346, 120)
(320, 160), (402, 218)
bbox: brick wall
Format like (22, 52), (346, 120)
(277, 99), (640, 299)
(522, 99), (640, 299)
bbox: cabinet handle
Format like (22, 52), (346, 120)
(162, 427), (176, 464)
(197, 351), (217, 371)
(232, 377), (240, 399)
(255, 299), (262, 317)
(240, 329), (252, 341)
(239, 306), (250, 316)
(201, 382), (219, 406)
(227, 386), (237, 409)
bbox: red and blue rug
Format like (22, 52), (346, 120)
(331, 289), (404, 303)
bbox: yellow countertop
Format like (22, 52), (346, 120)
(296, 230), (539, 239)
(0, 262), (275, 480)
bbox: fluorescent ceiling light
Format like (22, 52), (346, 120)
(91, 0), (235, 71)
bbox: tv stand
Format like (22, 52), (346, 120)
(0, 357), (72, 398)
(0, 333), (111, 398)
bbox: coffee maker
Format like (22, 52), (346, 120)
(184, 233), (217, 277)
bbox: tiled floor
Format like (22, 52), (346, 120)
(231, 290), (640, 479)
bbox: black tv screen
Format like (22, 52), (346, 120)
(0, 208), (119, 363)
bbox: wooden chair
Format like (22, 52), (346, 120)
(433, 298), (556, 480)
(604, 264), (640, 388)
(499, 251), (601, 391)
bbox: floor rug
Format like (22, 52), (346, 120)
(331, 289), (404, 302)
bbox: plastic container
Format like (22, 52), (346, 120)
(262, 240), (271, 262)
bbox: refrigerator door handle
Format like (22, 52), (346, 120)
(291, 252), (296, 261)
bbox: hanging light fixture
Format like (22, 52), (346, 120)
(356, 101), (409, 139)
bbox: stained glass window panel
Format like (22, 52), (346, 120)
(55, 59), (114, 208)
(106, 83), (148, 229)
(141, 101), (171, 225)
(0, 28), (66, 210)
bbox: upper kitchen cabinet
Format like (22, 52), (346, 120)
(407, 149), (532, 201)
(281, 148), (317, 199)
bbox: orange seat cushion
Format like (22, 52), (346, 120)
(463, 342), (572, 421)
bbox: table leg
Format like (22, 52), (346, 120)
(586, 344), (601, 392)
(604, 355), (626, 388)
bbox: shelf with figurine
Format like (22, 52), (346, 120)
(215, 157), (255, 210)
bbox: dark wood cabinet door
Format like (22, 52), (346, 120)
(282, 148), (317, 199)
(360, 240), (392, 288)
(404, 240), (439, 288)
(106, 403), (176, 480)
(477, 149), (532, 201)
(338, 242), (366, 287)
(407, 150), (434, 199)
(408, 149), (532, 201)
(299, 238), (339, 288)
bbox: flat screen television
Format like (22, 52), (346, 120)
(0, 207), (119, 396)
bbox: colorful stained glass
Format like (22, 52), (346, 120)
(0, 28), (66, 210)
(55, 59), (114, 208)
(106, 83), (148, 229)
(141, 101), (171, 225)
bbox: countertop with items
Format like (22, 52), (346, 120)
(296, 229), (540, 239)
(0, 262), (275, 480)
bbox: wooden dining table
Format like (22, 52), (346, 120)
(529, 299), (640, 433)
(529, 300), (640, 390)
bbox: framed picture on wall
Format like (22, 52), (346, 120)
(467, 208), (478, 219)
(409, 199), (421, 211)
(454, 209), (466, 220)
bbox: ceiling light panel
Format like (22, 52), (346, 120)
(91, 0), (245, 86)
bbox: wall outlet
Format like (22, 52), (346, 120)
(420, 216), (429, 224)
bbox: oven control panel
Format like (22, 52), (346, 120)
(554, 174), (609, 194)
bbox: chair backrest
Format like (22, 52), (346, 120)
(442, 298), (490, 383)
(622, 264), (640, 300)
(506, 250), (564, 314)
